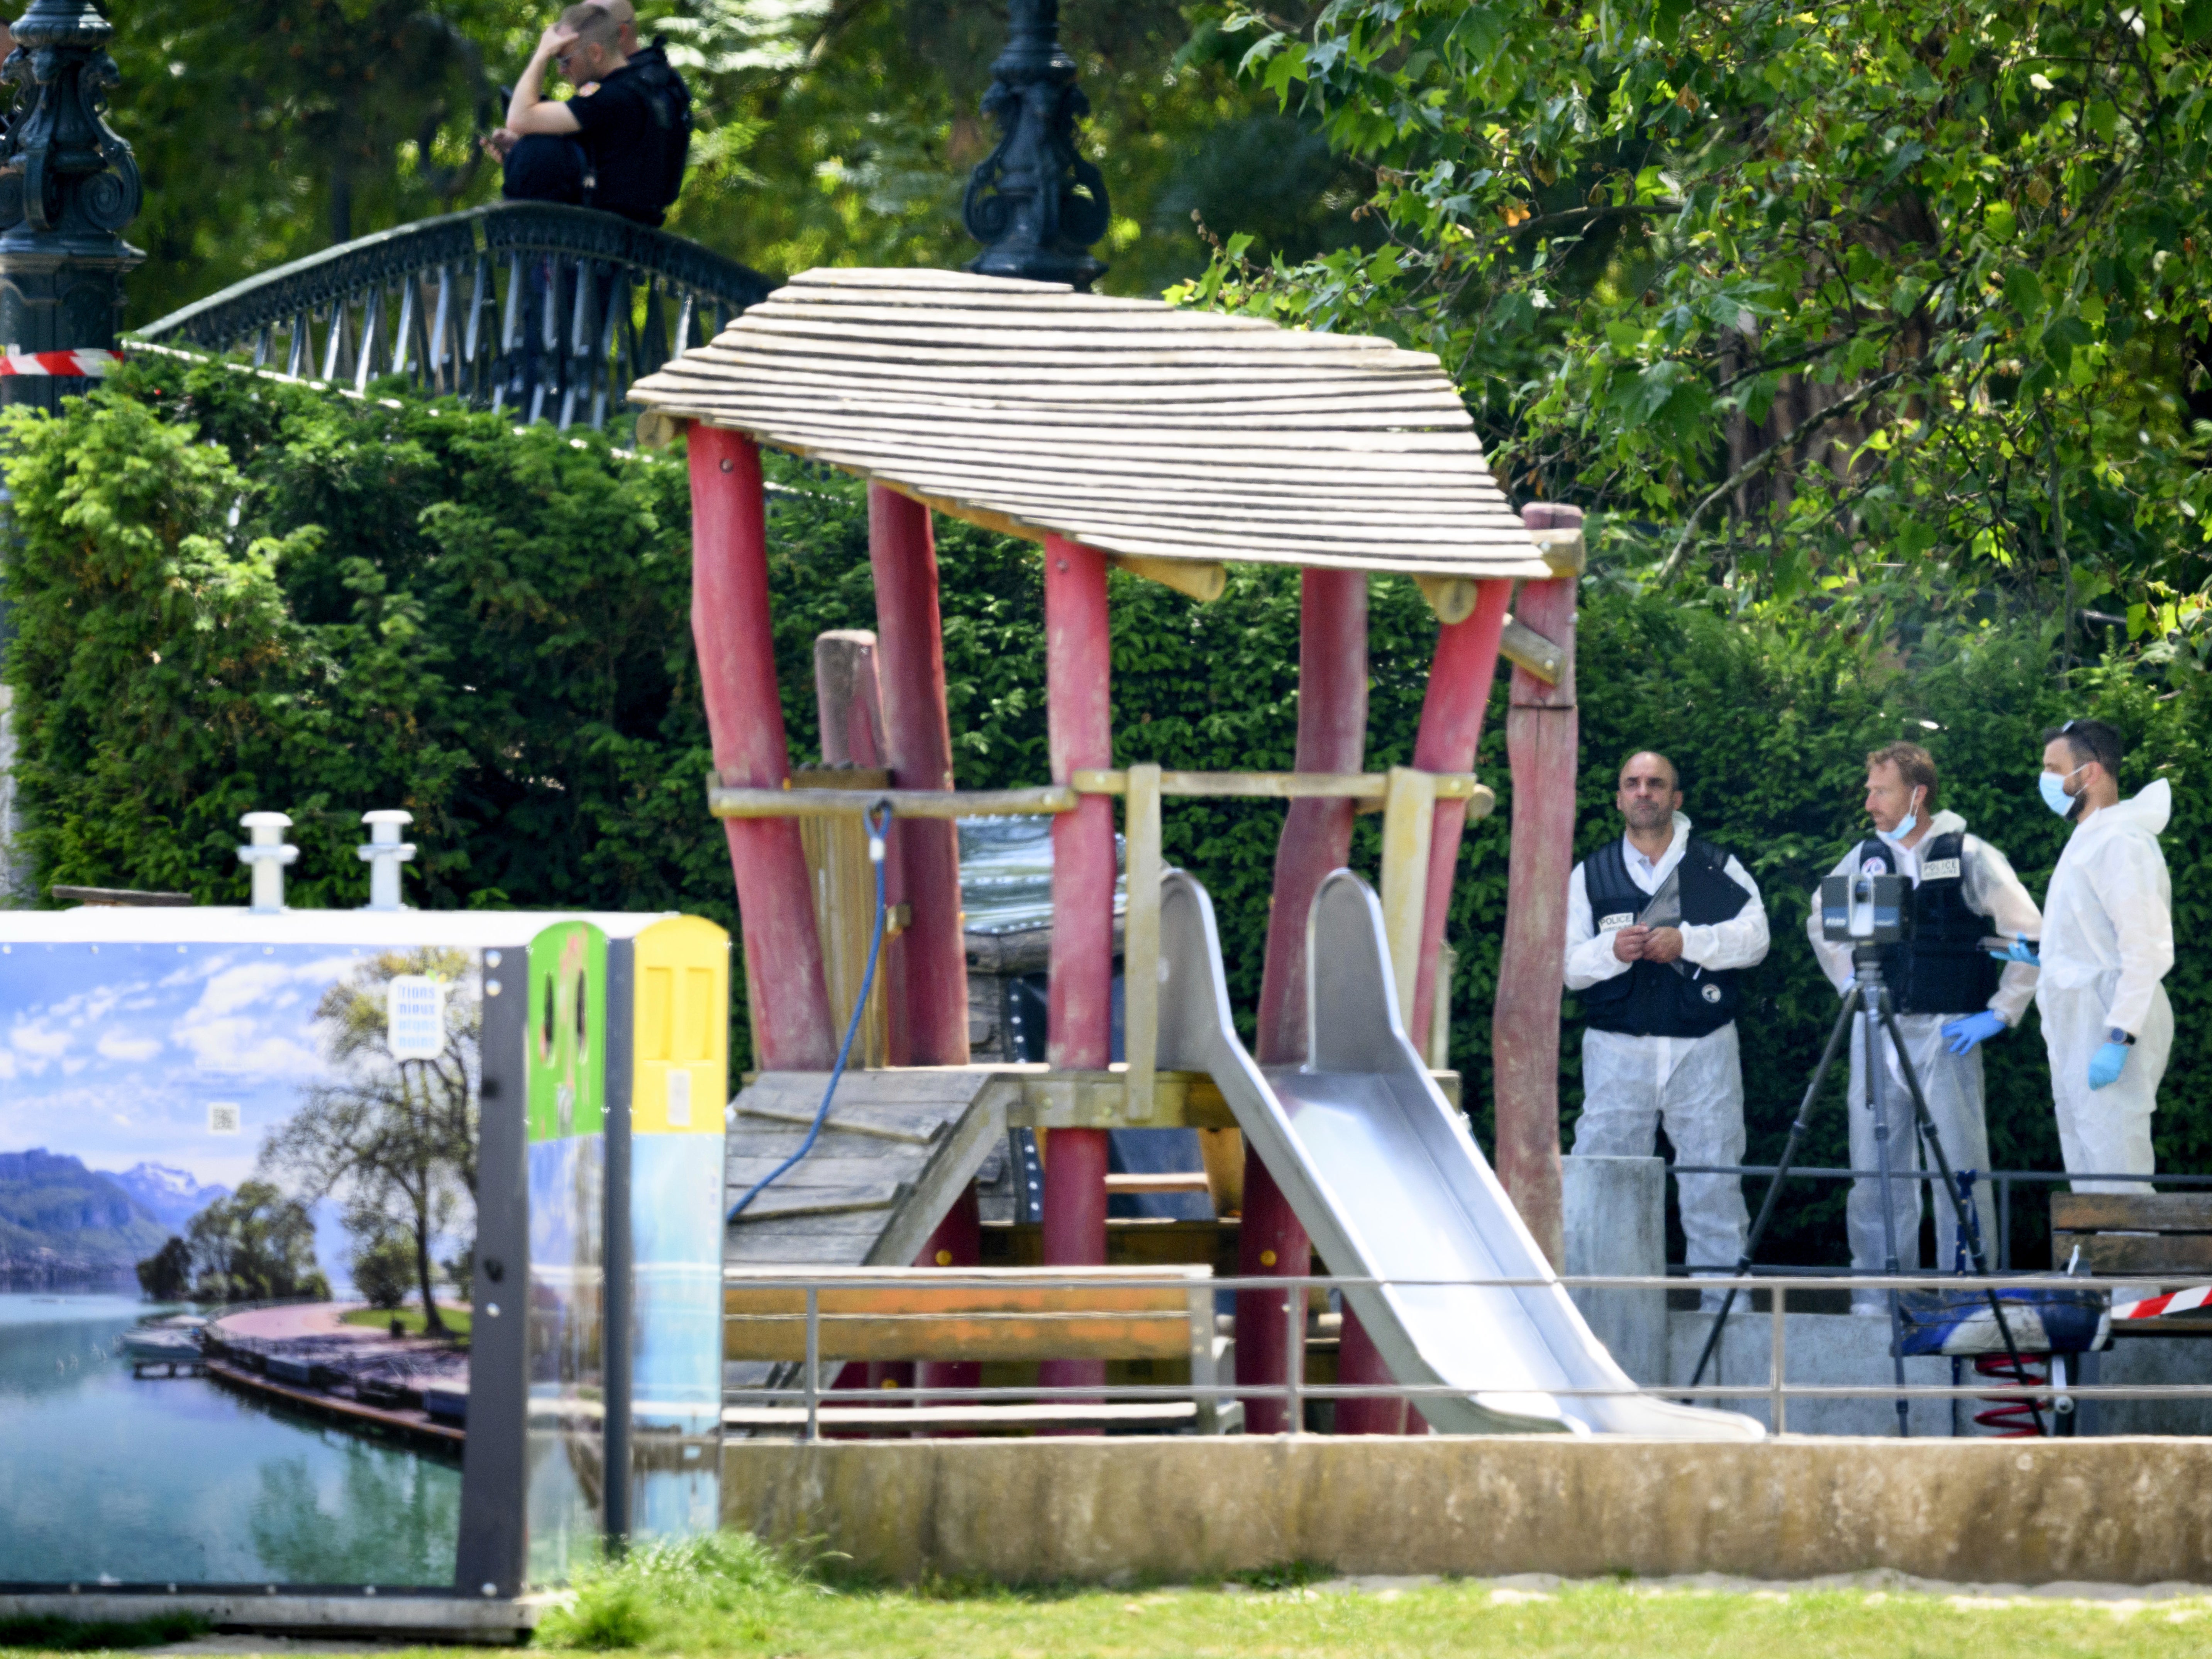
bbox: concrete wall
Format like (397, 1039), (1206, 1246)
(723, 1436), (2212, 1585)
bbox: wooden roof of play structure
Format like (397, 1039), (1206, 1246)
(627, 267), (1556, 585)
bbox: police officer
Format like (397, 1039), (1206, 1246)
(1566, 751), (1771, 1304)
(1807, 742), (2041, 1309)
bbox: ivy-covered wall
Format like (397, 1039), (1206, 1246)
(4, 358), (2203, 1266)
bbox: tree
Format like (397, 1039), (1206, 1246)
(186, 1181), (329, 1302)
(1192, 0), (2212, 647)
(135, 1235), (192, 1301)
(112, 0), (535, 324)
(261, 949), (480, 1335)
(350, 1228), (418, 1312)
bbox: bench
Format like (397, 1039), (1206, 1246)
(722, 1264), (1238, 1435)
(2052, 1193), (2212, 1335)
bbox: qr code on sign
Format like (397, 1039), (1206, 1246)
(207, 1102), (241, 1135)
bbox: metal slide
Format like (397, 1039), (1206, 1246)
(1157, 867), (1765, 1439)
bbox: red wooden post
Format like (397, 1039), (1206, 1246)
(1243, 568), (1368, 1434)
(688, 425), (837, 1070)
(1333, 1307), (1407, 1435)
(813, 629), (911, 1066)
(1042, 534), (1114, 1399)
(914, 1185), (982, 1422)
(868, 485), (970, 1065)
(1408, 578), (1514, 1045)
(1491, 507), (1580, 1269)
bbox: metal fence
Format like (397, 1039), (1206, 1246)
(134, 201), (775, 432)
(722, 1269), (2212, 1442)
(1668, 1164), (2212, 1272)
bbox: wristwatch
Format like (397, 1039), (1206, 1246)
(2107, 1027), (2137, 1046)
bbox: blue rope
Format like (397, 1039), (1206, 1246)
(727, 800), (893, 1221)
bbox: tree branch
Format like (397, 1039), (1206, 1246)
(1653, 359), (1925, 584)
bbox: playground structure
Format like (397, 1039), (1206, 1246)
(625, 265), (1756, 1439)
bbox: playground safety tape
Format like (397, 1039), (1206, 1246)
(2112, 1284), (2212, 1320)
(0, 348), (123, 377)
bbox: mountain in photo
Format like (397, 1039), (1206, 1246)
(0, 1148), (171, 1276)
(104, 1162), (231, 1233)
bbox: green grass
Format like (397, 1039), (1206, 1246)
(505, 1533), (2212, 1659)
(6, 1540), (2206, 1656)
(340, 1303), (471, 1339)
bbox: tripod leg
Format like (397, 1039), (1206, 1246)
(1687, 992), (1857, 1393)
(1878, 999), (2048, 1437)
(1861, 983), (1912, 1435)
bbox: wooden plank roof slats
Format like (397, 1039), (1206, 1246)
(630, 265), (1551, 581)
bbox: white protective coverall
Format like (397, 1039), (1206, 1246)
(2037, 778), (2174, 1193)
(1807, 812), (2042, 1304)
(1565, 812), (1771, 1293)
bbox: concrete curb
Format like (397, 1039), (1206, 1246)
(723, 1435), (2212, 1585)
(0, 1592), (540, 1643)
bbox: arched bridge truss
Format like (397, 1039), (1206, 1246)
(135, 202), (776, 432)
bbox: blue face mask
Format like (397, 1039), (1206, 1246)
(1875, 790), (1922, 846)
(2040, 766), (2083, 818)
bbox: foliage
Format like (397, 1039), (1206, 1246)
(12, 364), (2212, 1268)
(535, 1531), (821, 1649)
(134, 1235), (192, 1301)
(108, 0), (1363, 325)
(518, 1540), (2212, 1656)
(262, 949), (481, 1332)
(1188, 0), (2212, 642)
(185, 1179), (329, 1302)
(349, 1228), (419, 1311)
(112, 0), (526, 319)
(341, 1302), (474, 1337)
(653, 0), (1370, 298)
(0, 1612), (211, 1650)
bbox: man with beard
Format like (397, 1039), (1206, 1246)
(1564, 751), (1770, 1304)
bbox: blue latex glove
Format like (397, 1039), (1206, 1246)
(1989, 937), (2039, 964)
(2088, 1042), (2130, 1091)
(1942, 1010), (2007, 1055)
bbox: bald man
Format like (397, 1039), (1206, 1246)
(1565, 751), (1770, 1303)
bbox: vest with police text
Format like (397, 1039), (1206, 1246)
(1579, 836), (1748, 1039)
(1849, 831), (2001, 1015)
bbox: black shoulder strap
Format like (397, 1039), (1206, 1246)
(1852, 836), (1892, 875)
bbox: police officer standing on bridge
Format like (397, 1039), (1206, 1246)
(1807, 742), (2042, 1311)
(1565, 752), (1772, 1306)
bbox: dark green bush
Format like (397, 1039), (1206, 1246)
(4, 359), (2204, 1267)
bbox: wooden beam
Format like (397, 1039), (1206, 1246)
(1414, 573), (1480, 625)
(710, 783), (1077, 818)
(1109, 552), (1226, 602)
(1499, 615), (1566, 685)
(1121, 763), (1164, 1123)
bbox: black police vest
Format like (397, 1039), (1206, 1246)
(1850, 831), (2002, 1015)
(1579, 836), (1748, 1039)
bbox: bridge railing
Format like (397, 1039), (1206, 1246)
(134, 202), (776, 432)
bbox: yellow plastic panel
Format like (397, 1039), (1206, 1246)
(630, 915), (729, 1135)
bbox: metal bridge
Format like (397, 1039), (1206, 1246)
(134, 201), (776, 433)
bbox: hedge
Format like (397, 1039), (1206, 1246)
(4, 356), (2204, 1267)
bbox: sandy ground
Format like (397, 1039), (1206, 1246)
(212, 1303), (373, 1342)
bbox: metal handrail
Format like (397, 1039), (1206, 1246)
(721, 1269), (2212, 1442)
(1669, 1163), (2212, 1272)
(133, 202), (776, 432)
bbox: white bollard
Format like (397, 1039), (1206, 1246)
(357, 810), (417, 912)
(237, 812), (298, 913)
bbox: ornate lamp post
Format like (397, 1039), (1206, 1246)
(961, 0), (1109, 290)
(0, 0), (142, 412)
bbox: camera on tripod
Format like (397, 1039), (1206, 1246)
(1818, 871), (1913, 946)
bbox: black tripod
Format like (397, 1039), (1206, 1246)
(1689, 941), (2045, 1437)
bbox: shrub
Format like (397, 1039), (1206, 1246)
(6, 361), (2207, 1268)
(350, 1231), (417, 1310)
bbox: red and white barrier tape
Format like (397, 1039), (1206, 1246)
(0, 348), (124, 377)
(2113, 1284), (2212, 1321)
